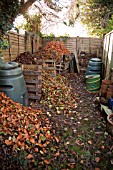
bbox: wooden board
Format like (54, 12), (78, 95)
(100, 104), (112, 116)
(74, 50), (80, 74)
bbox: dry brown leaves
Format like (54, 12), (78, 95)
(0, 92), (52, 155)
(41, 71), (78, 114)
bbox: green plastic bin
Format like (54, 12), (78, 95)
(86, 58), (103, 76)
(85, 74), (101, 92)
(0, 65), (28, 106)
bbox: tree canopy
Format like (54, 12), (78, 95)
(1, 0), (113, 42)
(0, 0), (62, 41)
(73, 0), (113, 37)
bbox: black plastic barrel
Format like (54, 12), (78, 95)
(0, 66), (28, 106)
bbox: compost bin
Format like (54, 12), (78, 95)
(0, 62), (28, 106)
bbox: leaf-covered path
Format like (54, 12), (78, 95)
(1, 71), (113, 170)
(38, 72), (113, 170)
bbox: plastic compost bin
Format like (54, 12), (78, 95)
(0, 62), (28, 106)
(86, 58), (103, 76)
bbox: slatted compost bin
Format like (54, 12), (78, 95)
(22, 64), (42, 102)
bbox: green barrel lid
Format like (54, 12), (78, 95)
(90, 58), (102, 62)
(0, 67), (22, 76)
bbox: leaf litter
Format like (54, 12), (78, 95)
(0, 69), (113, 170)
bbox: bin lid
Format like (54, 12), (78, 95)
(90, 58), (102, 62)
(0, 62), (19, 70)
(0, 66), (22, 76)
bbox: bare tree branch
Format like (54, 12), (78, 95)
(102, 11), (113, 28)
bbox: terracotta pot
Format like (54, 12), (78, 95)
(102, 79), (113, 85)
(100, 89), (107, 97)
(107, 114), (113, 135)
(108, 88), (113, 93)
(108, 85), (113, 91)
(101, 84), (108, 90)
(106, 90), (113, 100)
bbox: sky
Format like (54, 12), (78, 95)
(14, 0), (89, 37)
(42, 21), (89, 37)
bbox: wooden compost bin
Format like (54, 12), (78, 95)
(43, 59), (56, 76)
(21, 63), (42, 102)
(42, 59), (70, 75)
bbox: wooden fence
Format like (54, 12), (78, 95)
(2, 31), (42, 62)
(42, 36), (103, 56)
(2, 32), (103, 63)
(102, 30), (113, 79)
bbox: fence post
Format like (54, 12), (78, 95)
(8, 34), (11, 61)
(89, 37), (91, 53)
(76, 36), (80, 55)
(18, 31), (20, 55)
(25, 31), (27, 52)
(31, 33), (34, 54)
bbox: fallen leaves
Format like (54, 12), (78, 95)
(42, 41), (70, 60)
(35, 123), (40, 129)
(44, 159), (50, 165)
(41, 71), (78, 114)
(54, 136), (59, 143)
(101, 145), (105, 149)
(88, 140), (92, 145)
(30, 138), (36, 144)
(15, 41), (70, 64)
(1, 59), (113, 170)
(5, 139), (12, 145)
(75, 139), (84, 146)
(95, 168), (101, 170)
(34, 148), (39, 152)
(27, 154), (34, 159)
(95, 157), (100, 163)
(0, 92), (52, 157)
(54, 151), (60, 156)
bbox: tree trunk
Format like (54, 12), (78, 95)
(20, 0), (36, 14)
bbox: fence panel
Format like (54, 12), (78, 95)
(42, 36), (103, 56)
(2, 31), (41, 62)
(102, 30), (113, 79)
(2, 34), (103, 63)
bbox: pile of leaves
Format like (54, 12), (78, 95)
(14, 41), (70, 64)
(33, 47), (59, 61)
(33, 41), (70, 61)
(41, 70), (78, 114)
(0, 92), (52, 160)
(42, 41), (70, 59)
(14, 51), (37, 64)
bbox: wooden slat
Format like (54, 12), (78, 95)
(23, 70), (41, 76)
(28, 95), (41, 100)
(22, 63), (42, 101)
(27, 87), (41, 92)
(25, 79), (41, 84)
